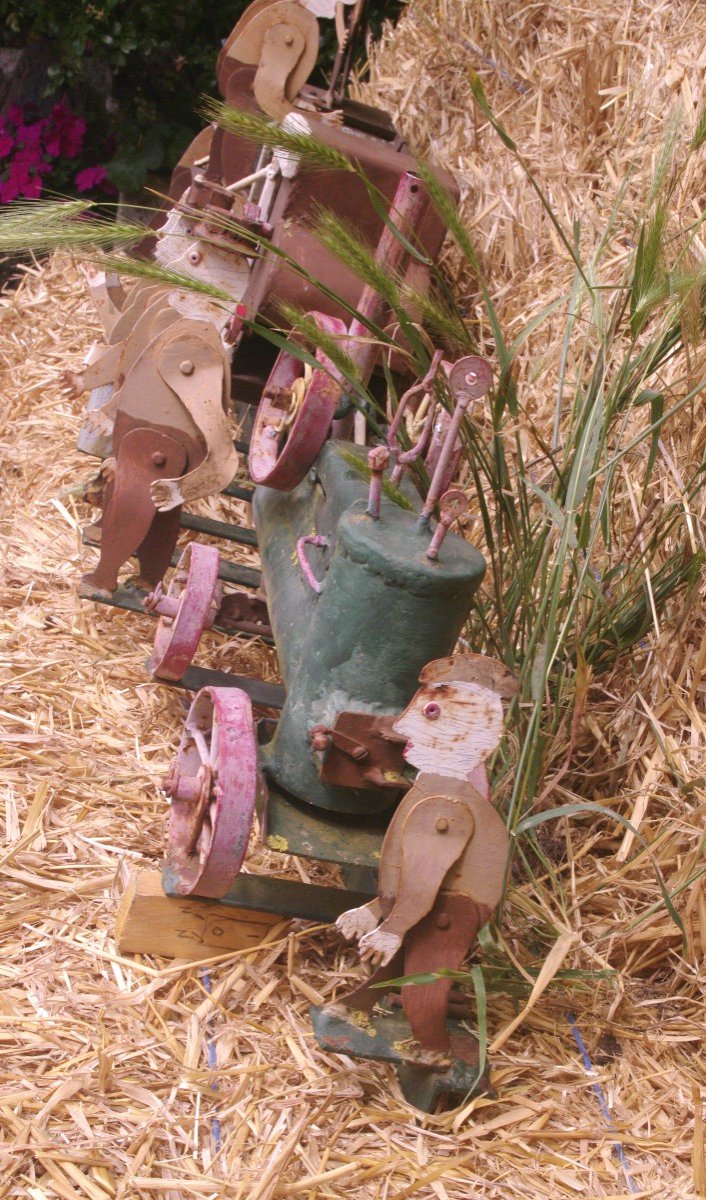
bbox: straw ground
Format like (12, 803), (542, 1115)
(1, 0), (706, 1196)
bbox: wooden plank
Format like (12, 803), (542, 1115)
(115, 870), (284, 961)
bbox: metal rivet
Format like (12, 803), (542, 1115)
(423, 701), (441, 720)
(151, 451), (166, 467)
(436, 913), (450, 929)
(284, 33), (294, 45)
(435, 817), (449, 833)
(180, 360), (194, 375)
(465, 370), (477, 385)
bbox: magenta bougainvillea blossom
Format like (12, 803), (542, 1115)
(75, 165), (109, 193)
(0, 99), (110, 203)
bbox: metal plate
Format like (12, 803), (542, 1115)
(260, 782), (386, 867)
(310, 1003), (492, 1111)
(162, 866), (375, 922)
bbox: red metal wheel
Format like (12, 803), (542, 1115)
(165, 687), (258, 897)
(248, 312), (347, 490)
(147, 542), (222, 681)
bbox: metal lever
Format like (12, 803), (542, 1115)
(366, 445), (390, 519)
(426, 489), (470, 560)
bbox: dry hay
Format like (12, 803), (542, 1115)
(0, 0), (705, 1196)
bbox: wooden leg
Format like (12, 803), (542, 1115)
(338, 949), (405, 1013)
(133, 506), (184, 588)
(401, 894), (489, 1055)
(82, 426), (186, 594)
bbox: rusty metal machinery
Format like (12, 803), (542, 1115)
(141, 358), (515, 1111)
(72, 0), (457, 599)
(66, 0), (517, 1112)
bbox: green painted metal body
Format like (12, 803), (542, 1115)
(252, 442), (486, 815)
(309, 1004), (490, 1111)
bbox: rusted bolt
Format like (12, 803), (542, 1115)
(180, 359), (195, 375)
(163, 762), (179, 798)
(423, 701), (441, 720)
(436, 913), (450, 929)
(435, 816), (449, 833)
(465, 369), (478, 386)
(151, 451), (166, 467)
(309, 724), (332, 753)
(366, 445), (390, 520)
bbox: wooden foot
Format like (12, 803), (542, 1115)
(115, 870), (285, 960)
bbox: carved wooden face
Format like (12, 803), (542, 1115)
(391, 680), (504, 780)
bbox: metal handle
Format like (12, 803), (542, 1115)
(296, 535), (329, 594)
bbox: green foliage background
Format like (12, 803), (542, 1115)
(0, 0), (401, 194)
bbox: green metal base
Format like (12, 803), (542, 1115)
(310, 1003), (491, 1112)
(79, 569), (267, 635)
(173, 663), (285, 710)
(260, 783), (385, 868)
(162, 865), (375, 922)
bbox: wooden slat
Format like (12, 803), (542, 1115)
(115, 870), (284, 960)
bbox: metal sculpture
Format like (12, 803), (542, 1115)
(146, 357), (516, 1109)
(65, 0), (517, 1112)
(74, 0), (454, 596)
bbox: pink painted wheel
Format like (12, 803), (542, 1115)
(147, 542), (222, 681)
(248, 312), (347, 491)
(165, 687), (258, 897)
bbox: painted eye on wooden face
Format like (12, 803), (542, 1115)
(392, 681), (505, 779)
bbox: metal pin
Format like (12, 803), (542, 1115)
(366, 446), (390, 520)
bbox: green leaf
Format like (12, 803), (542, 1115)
(107, 154), (149, 195)
(515, 802), (687, 948)
(525, 480), (576, 546)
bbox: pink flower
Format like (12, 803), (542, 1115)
(8, 159), (32, 188)
(6, 105), (24, 126)
(46, 98), (86, 158)
(12, 145), (44, 169)
(0, 130), (14, 158)
(0, 177), (21, 203)
(16, 121), (45, 149)
(62, 117), (86, 158)
(43, 130), (61, 156)
(19, 175), (43, 199)
(75, 164), (108, 192)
